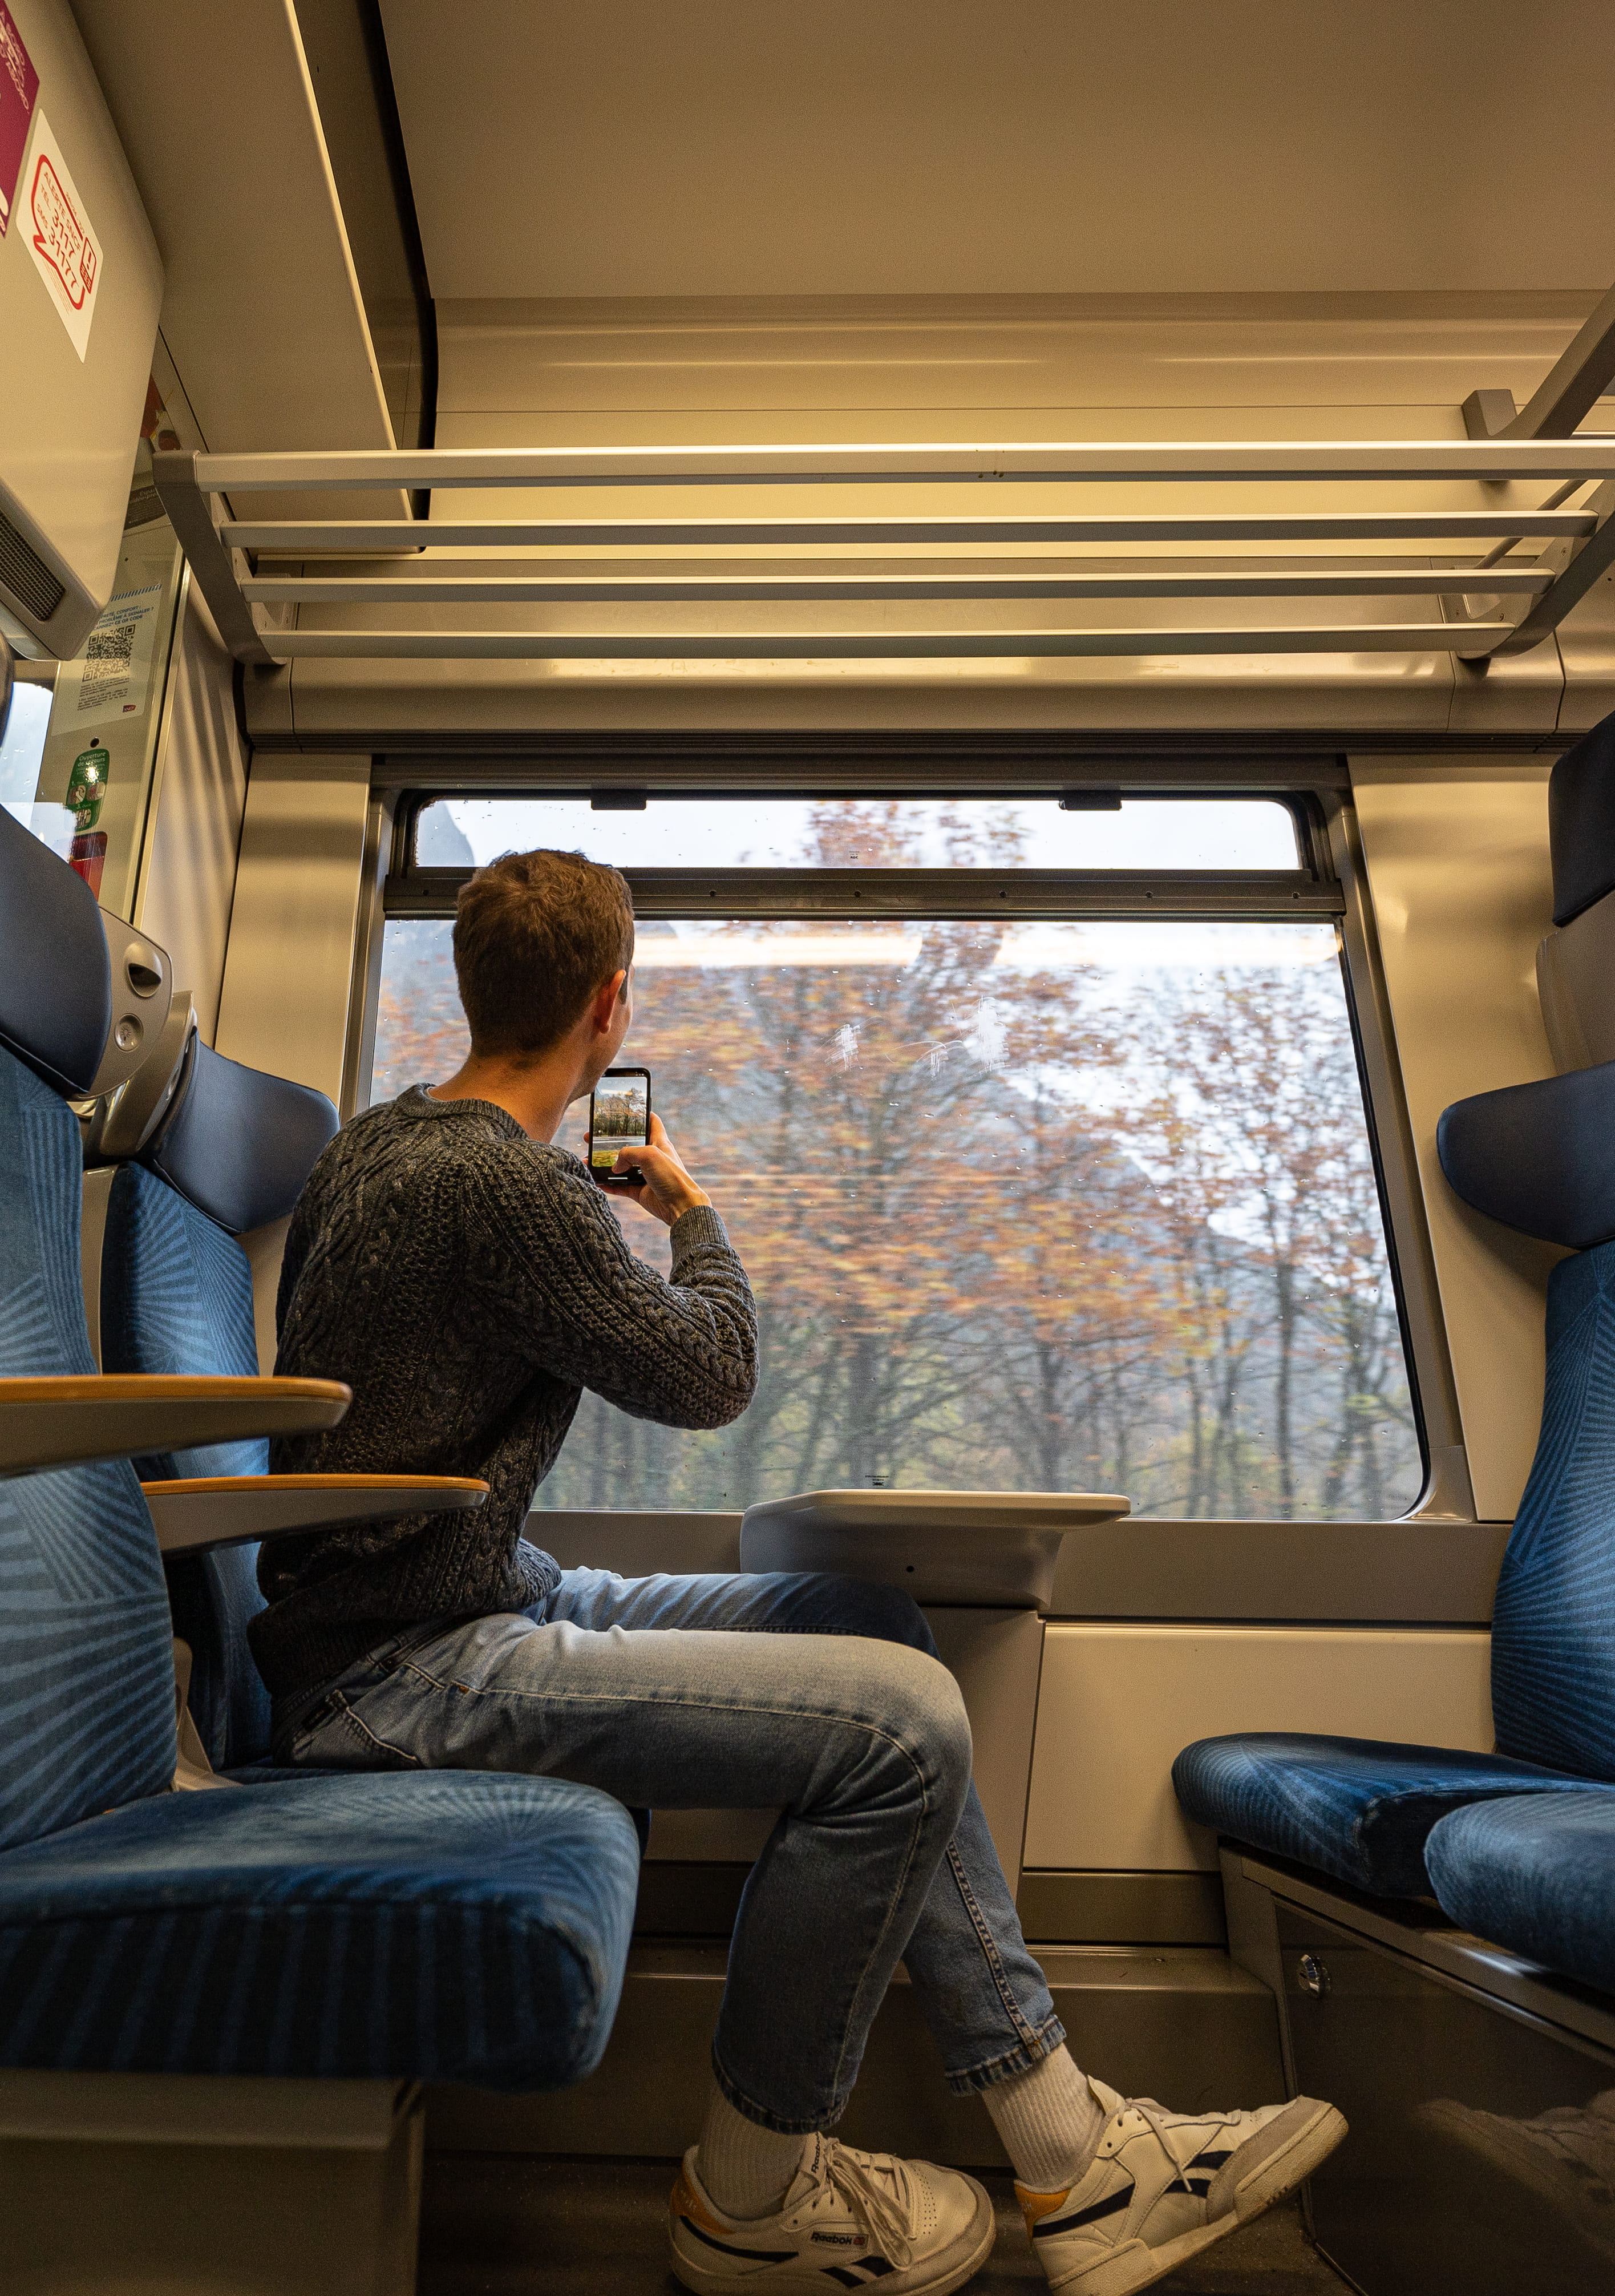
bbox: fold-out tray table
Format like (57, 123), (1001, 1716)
(739, 1487), (1131, 1609)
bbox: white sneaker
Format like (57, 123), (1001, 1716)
(670, 2133), (995, 2296)
(1018, 2079), (1347, 2295)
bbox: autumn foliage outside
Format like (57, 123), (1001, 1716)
(374, 806), (1422, 1523)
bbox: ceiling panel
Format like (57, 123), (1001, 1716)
(379, 0), (1615, 300)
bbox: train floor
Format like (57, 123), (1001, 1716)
(419, 2155), (1354, 2296)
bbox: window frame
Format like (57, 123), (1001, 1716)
(364, 771), (1460, 1529)
(382, 786), (1341, 924)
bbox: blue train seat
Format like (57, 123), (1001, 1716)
(1169, 1735), (1590, 1899)
(1424, 1789), (1615, 1996)
(98, 1029), (339, 1769)
(1175, 713), (1615, 1919)
(90, 1004), (500, 1775)
(0, 799), (641, 2283)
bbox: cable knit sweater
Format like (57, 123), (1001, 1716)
(250, 1085), (758, 1700)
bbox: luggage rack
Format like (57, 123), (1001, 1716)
(153, 435), (1615, 672)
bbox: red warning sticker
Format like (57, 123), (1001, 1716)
(25, 111), (102, 360)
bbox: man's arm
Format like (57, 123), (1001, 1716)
(467, 1145), (758, 1431)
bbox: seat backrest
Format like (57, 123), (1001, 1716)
(0, 807), (177, 1844)
(100, 1159), (272, 1767)
(1488, 1238), (1615, 1780)
(96, 1033), (338, 1768)
(1438, 709), (1615, 1783)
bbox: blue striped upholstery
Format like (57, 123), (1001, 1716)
(0, 1053), (177, 1849)
(1426, 1790), (1615, 1994)
(1175, 1239), (1615, 1902)
(100, 1163), (267, 1480)
(99, 1162), (272, 1767)
(1491, 1240), (1615, 1778)
(0, 1769), (641, 2088)
(1171, 1734), (1598, 1898)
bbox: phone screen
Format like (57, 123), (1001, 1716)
(590, 1069), (650, 1185)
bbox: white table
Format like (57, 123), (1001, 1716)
(739, 1486), (1131, 1611)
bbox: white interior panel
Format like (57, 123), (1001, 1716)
(1351, 765), (1561, 1522)
(213, 755), (373, 1105)
(1, 0), (163, 650)
(72, 0), (407, 524)
(1025, 1623), (1494, 1873)
(133, 588), (249, 1047)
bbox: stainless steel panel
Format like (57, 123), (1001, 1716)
(1278, 1902), (1615, 2296)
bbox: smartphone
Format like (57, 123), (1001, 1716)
(588, 1066), (651, 1189)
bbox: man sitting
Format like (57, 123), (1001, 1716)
(257, 846), (1346, 2296)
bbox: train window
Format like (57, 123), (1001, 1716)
(414, 794), (1301, 872)
(375, 798), (1421, 1521)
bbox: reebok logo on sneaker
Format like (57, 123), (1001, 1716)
(1018, 2079), (1347, 2296)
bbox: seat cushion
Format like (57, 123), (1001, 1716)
(1426, 1789), (1615, 1994)
(0, 1770), (640, 2091)
(1172, 1733), (1599, 1898)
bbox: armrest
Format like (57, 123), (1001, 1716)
(141, 1473), (489, 1555)
(0, 1377), (351, 1479)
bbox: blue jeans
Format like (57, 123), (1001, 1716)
(274, 1569), (1064, 2132)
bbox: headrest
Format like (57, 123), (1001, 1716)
(1437, 1061), (1615, 1250)
(0, 801), (112, 1096)
(142, 1036), (339, 1235)
(1549, 708), (1615, 927)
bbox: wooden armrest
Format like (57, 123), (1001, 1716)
(140, 1473), (489, 1555)
(0, 1377), (351, 1479)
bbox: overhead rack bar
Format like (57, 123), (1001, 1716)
(150, 442), (1615, 670)
(263, 625), (1513, 660)
(221, 510), (1600, 551)
(1502, 277), (1615, 439)
(184, 440), (1615, 486)
(244, 568), (1552, 605)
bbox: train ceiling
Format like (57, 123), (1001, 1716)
(378, 0), (1615, 301)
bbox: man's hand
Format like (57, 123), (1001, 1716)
(602, 1113), (712, 1227)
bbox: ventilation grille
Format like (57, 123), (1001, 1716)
(0, 504), (66, 623)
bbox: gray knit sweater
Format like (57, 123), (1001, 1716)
(250, 1086), (758, 1699)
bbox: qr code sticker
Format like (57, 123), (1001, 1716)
(79, 620), (141, 712)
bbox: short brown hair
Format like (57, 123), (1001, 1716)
(452, 848), (634, 1060)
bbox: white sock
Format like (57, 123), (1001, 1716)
(982, 2047), (1108, 2193)
(697, 2087), (810, 2221)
